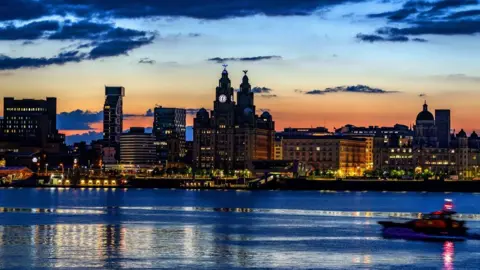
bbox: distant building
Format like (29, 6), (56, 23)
(274, 137), (283, 160)
(193, 68), (275, 171)
(414, 101), (437, 147)
(120, 127), (156, 168)
(337, 124), (413, 171)
(103, 86), (124, 164)
(435, 109), (451, 148)
(277, 127), (330, 137)
(153, 107), (186, 164)
(281, 135), (367, 176)
(0, 97), (64, 154)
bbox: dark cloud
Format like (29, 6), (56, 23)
(88, 37), (154, 59)
(65, 131), (102, 145)
(57, 110), (102, 130)
(251, 87), (273, 94)
(0, 52), (83, 70)
(41, 0), (365, 20)
(0, 21), (59, 40)
(363, 0), (480, 42)
(251, 86), (278, 98)
(447, 9), (480, 19)
(379, 20), (480, 36)
(299, 85), (398, 95)
(368, 8), (418, 21)
(419, 93), (427, 97)
(356, 33), (410, 42)
(48, 20), (112, 40)
(188, 33), (201, 37)
(139, 57), (156, 64)
(0, 19), (155, 70)
(0, 0), (49, 21)
(426, 0), (478, 14)
(208, 56), (282, 63)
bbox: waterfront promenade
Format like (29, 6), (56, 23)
(5, 174), (480, 192)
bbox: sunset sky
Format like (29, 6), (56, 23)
(1, 0), (480, 143)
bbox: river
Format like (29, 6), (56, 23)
(0, 187), (479, 269)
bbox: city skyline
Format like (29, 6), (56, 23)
(1, 0), (480, 143)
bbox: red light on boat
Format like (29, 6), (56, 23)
(444, 199), (453, 211)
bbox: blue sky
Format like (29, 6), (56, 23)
(1, 0), (480, 144)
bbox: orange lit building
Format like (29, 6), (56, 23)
(281, 135), (366, 176)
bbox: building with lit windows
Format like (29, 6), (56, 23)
(274, 137), (283, 160)
(193, 67), (275, 171)
(120, 127), (156, 168)
(103, 86), (125, 164)
(0, 97), (64, 154)
(281, 135), (367, 176)
(153, 107), (186, 164)
(336, 124), (413, 171)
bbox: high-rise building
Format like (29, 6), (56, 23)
(103, 86), (124, 164)
(193, 67), (275, 171)
(0, 97), (64, 153)
(435, 109), (451, 148)
(120, 127), (156, 168)
(153, 107), (186, 164)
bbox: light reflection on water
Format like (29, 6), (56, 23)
(0, 189), (480, 268)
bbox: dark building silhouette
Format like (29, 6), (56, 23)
(0, 97), (64, 154)
(414, 101), (437, 147)
(435, 109), (451, 148)
(103, 86), (124, 164)
(153, 107), (186, 164)
(193, 67), (275, 171)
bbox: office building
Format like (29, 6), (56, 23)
(0, 97), (64, 153)
(120, 127), (156, 168)
(193, 68), (275, 171)
(282, 135), (367, 176)
(103, 86), (124, 164)
(153, 107), (186, 164)
(435, 109), (451, 148)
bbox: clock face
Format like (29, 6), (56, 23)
(219, 94), (227, 103)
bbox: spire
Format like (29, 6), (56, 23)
(423, 100), (428, 111)
(218, 64), (231, 88)
(242, 70), (249, 83)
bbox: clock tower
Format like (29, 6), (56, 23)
(212, 65), (236, 170)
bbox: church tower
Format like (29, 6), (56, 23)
(236, 70), (255, 127)
(212, 65), (236, 171)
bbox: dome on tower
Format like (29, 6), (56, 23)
(243, 108), (253, 116)
(261, 111), (272, 120)
(457, 129), (467, 138)
(416, 101), (434, 122)
(196, 108), (209, 119)
(470, 131), (478, 139)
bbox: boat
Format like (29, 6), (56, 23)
(378, 199), (468, 241)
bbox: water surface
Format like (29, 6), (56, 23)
(0, 188), (479, 269)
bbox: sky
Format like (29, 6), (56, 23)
(1, 0), (480, 144)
